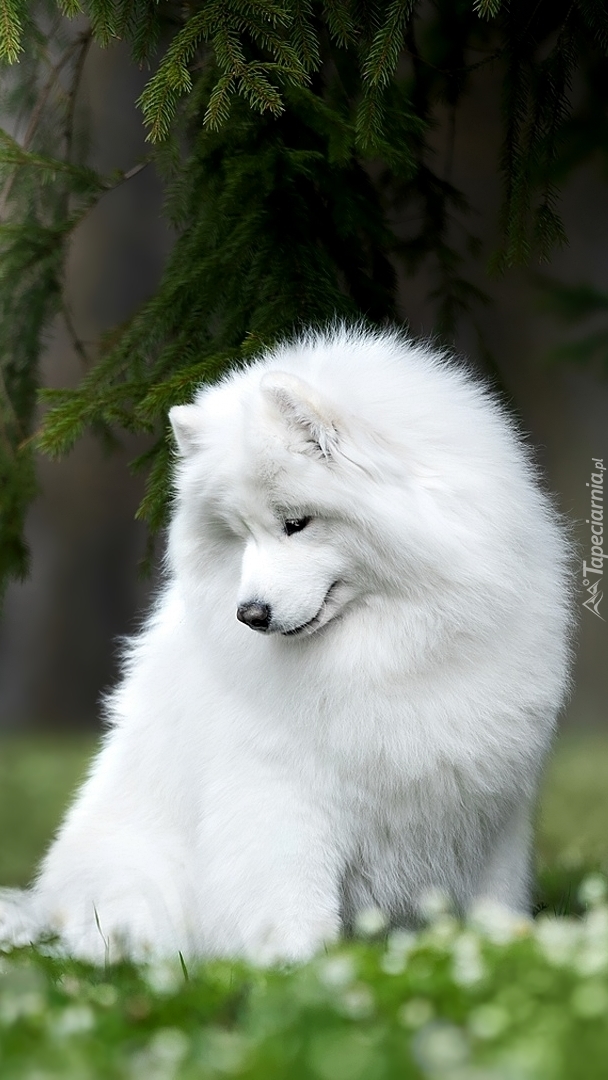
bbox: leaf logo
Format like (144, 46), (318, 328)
(582, 578), (604, 621)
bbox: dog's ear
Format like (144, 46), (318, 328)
(260, 372), (340, 460)
(169, 404), (202, 456)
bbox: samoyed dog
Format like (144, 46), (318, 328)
(0, 326), (573, 964)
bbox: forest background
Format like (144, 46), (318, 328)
(0, 10), (607, 1073)
(0, 0), (606, 734)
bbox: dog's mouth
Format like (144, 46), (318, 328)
(281, 581), (341, 638)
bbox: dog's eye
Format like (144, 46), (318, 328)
(284, 516), (311, 536)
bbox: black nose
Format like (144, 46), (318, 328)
(236, 601), (272, 631)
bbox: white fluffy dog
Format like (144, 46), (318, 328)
(0, 327), (573, 964)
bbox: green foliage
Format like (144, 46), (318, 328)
(0, 19), (98, 596)
(1, 879), (608, 1077)
(0, 737), (93, 886)
(0, 15), (155, 596)
(1, 734), (607, 1075)
(0, 0), (25, 63)
(492, 2), (574, 272)
(138, 1), (313, 140)
(38, 69), (405, 534)
(0, 1), (607, 590)
(474, 0), (502, 19)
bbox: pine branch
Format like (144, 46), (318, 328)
(138, 9), (213, 140)
(292, 0), (320, 71)
(0, 0), (25, 62)
(473, 0), (502, 19)
(362, 0), (415, 89)
(87, 0), (118, 48)
(323, 0), (357, 46)
(58, 0), (83, 17)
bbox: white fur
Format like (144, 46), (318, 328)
(0, 326), (574, 964)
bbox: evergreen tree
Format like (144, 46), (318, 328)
(0, 0), (607, 594)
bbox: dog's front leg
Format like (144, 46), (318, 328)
(195, 773), (343, 965)
(470, 798), (535, 917)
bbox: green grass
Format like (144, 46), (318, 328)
(538, 735), (608, 868)
(0, 733), (607, 1078)
(0, 736), (94, 886)
(536, 735), (608, 919)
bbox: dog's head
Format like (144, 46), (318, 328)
(168, 368), (397, 637)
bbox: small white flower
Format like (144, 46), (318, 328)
(578, 875), (608, 908)
(418, 888), (451, 923)
(149, 1028), (190, 1064)
(353, 907), (388, 937)
(576, 906), (608, 975)
(468, 1003), (510, 1040)
(397, 997), (434, 1029)
(52, 1004), (95, 1036)
(426, 914), (458, 948)
(89, 983), (119, 1007)
(575, 945), (608, 978)
(451, 932), (486, 986)
(316, 954), (356, 989)
(583, 905), (608, 942)
(469, 899), (531, 945)
(381, 928), (416, 974)
(534, 916), (580, 966)
(145, 959), (184, 996)
(337, 984), (375, 1019)
(412, 1022), (469, 1072)
(388, 928), (417, 954)
(57, 974), (81, 997)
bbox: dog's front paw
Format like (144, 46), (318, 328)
(44, 892), (184, 964)
(242, 914), (339, 966)
(0, 889), (42, 949)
